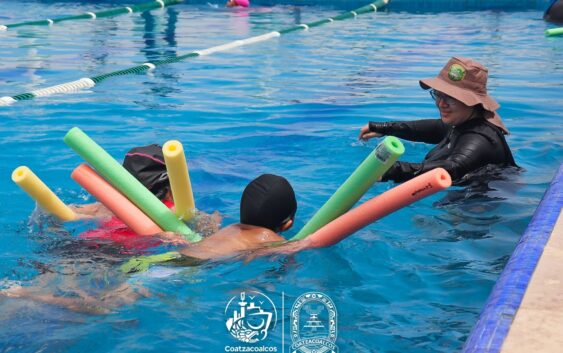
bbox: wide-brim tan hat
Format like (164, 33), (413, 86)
(420, 57), (509, 134)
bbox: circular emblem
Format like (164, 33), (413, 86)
(291, 292), (338, 353)
(448, 64), (466, 81)
(225, 291), (277, 343)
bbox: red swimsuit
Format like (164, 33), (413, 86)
(79, 200), (175, 250)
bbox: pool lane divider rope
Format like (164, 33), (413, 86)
(0, 0), (181, 30)
(0, 0), (390, 106)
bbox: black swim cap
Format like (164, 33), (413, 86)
(240, 174), (297, 232)
(122, 144), (169, 199)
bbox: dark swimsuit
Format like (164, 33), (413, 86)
(368, 117), (517, 183)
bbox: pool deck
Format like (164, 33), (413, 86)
(500, 209), (563, 352)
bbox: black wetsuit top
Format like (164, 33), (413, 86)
(368, 117), (517, 183)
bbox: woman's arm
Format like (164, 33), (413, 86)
(382, 132), (494, 183)
(361, 119), (449, 144)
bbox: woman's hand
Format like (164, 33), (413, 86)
(358, 123), (383, 141)
(155, 232), (190, 246)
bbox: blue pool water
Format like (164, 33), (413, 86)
(1, 1), (562, 352)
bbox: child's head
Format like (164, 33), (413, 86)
(240, 174), (297, 232)
(123, 144), (170, 200)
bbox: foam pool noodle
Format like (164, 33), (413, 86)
(120, 251), (181, 274)
(162, 140), (196, 221)
(306, 168), (452, 248)
(63, 127), (201, 242)
(291, 136), (404, 241)
(12, 166), (76, 221)
(546, 27), (563, 36)
(71, 164), (163, 235)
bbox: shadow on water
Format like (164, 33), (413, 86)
(419, 165), (525, 241)
(141, 7), (178, 62)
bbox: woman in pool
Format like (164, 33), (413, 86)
(358, 57), (517, 183)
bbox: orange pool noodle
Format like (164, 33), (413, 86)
(306, 168), (452, 248)
(71, 164), (162, 236)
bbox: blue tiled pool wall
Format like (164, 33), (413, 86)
(461, 164), (563, 353)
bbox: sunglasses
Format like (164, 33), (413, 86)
(429, 89), (460, 107)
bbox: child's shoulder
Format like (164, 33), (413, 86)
(220, 223), (285, 242)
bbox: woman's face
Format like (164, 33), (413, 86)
(431, 90), (474, 126)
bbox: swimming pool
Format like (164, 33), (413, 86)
(1, 1), (562, 352)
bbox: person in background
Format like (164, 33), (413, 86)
(358, 57), (517, 183)
(226, 0), (250, 8)
(544, 0), (563, 23)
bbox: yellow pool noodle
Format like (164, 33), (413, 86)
(162, 140), (196, 220)
(12, 166), (76, 221)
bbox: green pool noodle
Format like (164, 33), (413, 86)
(64, 127), (201, 242)
(120, 251), (181, 274)
(290, 136), (405, 241)
(546, 27), (563, 37)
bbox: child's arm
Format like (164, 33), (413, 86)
(191, 210), (222, 237)
(0, 282), (149, 315)
(244, 238), (311, 262)
(153, 231), (191, 246)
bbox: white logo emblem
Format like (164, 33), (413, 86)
(291, 292), (338, 353)
(225, 291), (277, 343)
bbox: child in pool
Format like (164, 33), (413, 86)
(70, 144), (222, 242)
(156, 173), (301, 260)
(1, 174), (307, 314)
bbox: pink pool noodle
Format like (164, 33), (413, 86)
(71, 164), (163, 236)
(306, 168), (452, 248)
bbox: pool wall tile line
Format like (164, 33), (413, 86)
(192, 0), (552, 11)
(461, 163), (563, 353)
